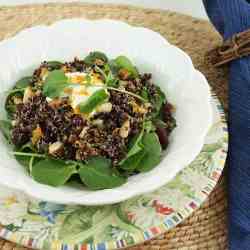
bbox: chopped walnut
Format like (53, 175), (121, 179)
(119, 119), (130, 138)
(49, 141), (64, 157)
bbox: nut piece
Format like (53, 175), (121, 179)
(119, 119), (130, 138)
(94, 58), (105, 66)
(49, 141), (64, 157)
(40, 67), (49, 80)
(131, 101), (148, 114)
(79, 126), (89, 139)
(96, 102), (112, 113)
(13, 96), (23, 105)
(48, 98), (62, 108)
(23, 87), (34, 104)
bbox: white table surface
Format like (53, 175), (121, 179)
(0, 0), (208, 19)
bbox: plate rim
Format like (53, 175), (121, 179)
(0, 93), (228, 250)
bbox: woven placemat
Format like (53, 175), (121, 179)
(0, 3), (228, 250)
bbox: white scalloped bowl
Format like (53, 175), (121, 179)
(0, 19), (212, 205)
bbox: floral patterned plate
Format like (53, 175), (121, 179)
(0, 94), (227, 250)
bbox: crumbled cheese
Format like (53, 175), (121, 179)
(96, 102), (112, 113)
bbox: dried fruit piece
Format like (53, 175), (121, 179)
(156, 127), (169, 149)
(118, 68), (130, 80)
(32, 125), (43, 145)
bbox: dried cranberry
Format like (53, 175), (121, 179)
(156, 127), (169, 149)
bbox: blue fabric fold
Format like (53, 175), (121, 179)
(203, 1), (250, 249)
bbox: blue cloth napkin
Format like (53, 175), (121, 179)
(203, 1), (250, 249)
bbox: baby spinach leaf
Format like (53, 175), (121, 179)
(42, 70), (68, 98)
(143, 120), (156, 133)
(106, 71), (119, 87)
(137, 132), (162, 172)
(85, 156), (112, 171)
(15, 155), (31, 170)
(20, 142), (34, 151)
(114, 56), (139, 78)
(126, 130), (144, 158)
(153, 119), (167, 128)
(15, 155), (41, 174)
(108, 60), (120, 75)
(85, 74), (92, 86)
(118, 129), (144, 165)
(79, 89), (109, 113)
(140, 87), (149, 101)
(31, 158), (77, 187)
(95, 65), (118, 87)
(5, 88), (25, 118)
(0, 120), (12, 142)
(84, 51), (108, 66)
(150, 86), (166, 118)
(79, 156), (126, 190)
(14, 76), (32, 89)
(120, 151), (146, 171)
(5, 104), (16, 118)
(47, 61), (63, 69)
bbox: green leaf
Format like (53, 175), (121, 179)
(79, 156), (126, 190)
(153, 119), (167, 128)
(31, 158), (77, 187)
(95, 65), (119, 87)
(143, 120), (155, 133)
(126, 130), (144, 158)
(84, 51), (108, 66)
(5, 90), (24, 118)
(0, 120), (12, 142)
(15, 76), (32, 89)
(15, 155), (31, 169)
(42, 70), (68, 98)
(15, 155), (41, 174)
(118, 129), (144, 166)
(114, 56), (139, 78)
(120, 151), (146, 171)
(59, 207), (98, 240)
(85, 74), (92, 86)
(46, 61), (63, 69)
(106, 71), (119, 87)
(20, 142), (34, 151)
(79, 89), (109, 113)
(140, 87), (149, 101)
(137, 132), (162, 172)
(5, 104), (16, 118)
(108, 60), (120, 75)
(150, 86), (166, 118)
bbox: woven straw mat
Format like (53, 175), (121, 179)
(0, 3), (228, 250)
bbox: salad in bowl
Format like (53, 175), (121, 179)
(1, 52), (176, 190)
(0, 19), (212, 205)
